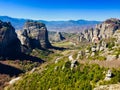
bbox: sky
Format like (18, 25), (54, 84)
(0, 0), (120, 21)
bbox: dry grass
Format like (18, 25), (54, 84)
(0, 74), (10, 90)
(79, 59), (120, 69)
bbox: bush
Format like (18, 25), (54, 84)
(8, 63), (108, 90)
(106, 38), (116, 49)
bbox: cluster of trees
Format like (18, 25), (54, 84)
(9, 59), (119, 90)
(7, 52), (120, 90)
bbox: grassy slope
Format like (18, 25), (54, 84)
(7, 58), (120, 90)
(7, 40), (120, 90)
(7, 49), (120, 90)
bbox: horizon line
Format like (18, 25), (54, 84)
(0, 15), (106, 22)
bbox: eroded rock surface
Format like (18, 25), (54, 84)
(78, 18), (120, 42)
(0, 20), (21, 57)
(17, 21), (51, 50)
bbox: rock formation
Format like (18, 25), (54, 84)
(0, 20), (21, 58)
(78, 18), (120, 42)
(16, 30), (31, 53)
(54, 32), (65, 42)
(104, 70), (112, 81)
(0, 21), (21, 57)
(113, 30), (120, 44)
(17, 21), (51, 49)
(95, 18), (120, 39)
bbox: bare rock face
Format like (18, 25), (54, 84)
(78, 33), (85, 42)
(83, 28), (93, 42)
(78, 28), (94, 42)
(0, 20), (21, 57)
(95, 18), (120, 39)
(79, 18), (120, 42)
(54, 32), (65, 42)
(17, 21), (51, 49)
(113, 30), (120, 44)
(16, 30), (31, 53)
(24, 21), (51, 48)
(16, 30), (30, 46)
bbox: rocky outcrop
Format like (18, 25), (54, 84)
(16, 30), (31, 53)
(17, 21), (51, 49)
(104, 70), (112, 81)
(95, 18), (120, 39)
(0, 20), (21, 57)
(24, 21), (51, 48)
(113, 30), (120, 44)
(78, 28), (93, 42)
(78, 18), (120, 42)
(16, 30), (29, 46)
(54, 32), (65, 42)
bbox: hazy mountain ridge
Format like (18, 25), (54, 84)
(0, 16), (101, 32)
(0, 16), (26, 30)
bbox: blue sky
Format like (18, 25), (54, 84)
(0, 0), (120, 21)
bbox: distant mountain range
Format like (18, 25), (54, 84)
(0, 16), (101, 32)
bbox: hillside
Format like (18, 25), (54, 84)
(0, 16), (101, 32)
(6, 34), (120, 90)
(0, 18), (120, 90)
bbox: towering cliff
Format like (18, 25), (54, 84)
(0, 20), (21, 58)
(78, 18), (120, 42)
(17, 21), (51, 50)
(95, 18), (120, 38)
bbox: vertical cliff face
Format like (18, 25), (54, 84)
(95, 18), (120, 39)
(17, 21), (51, 49)
(78, 18), (120, 42)
(54, 32), (65, 42)
(0, 20), (21, 57)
